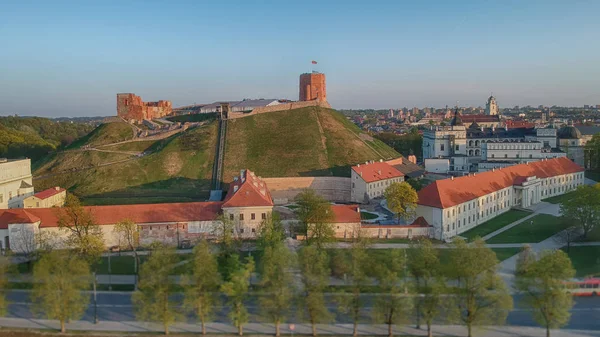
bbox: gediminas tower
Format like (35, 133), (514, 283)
(299, 72), (327, 102)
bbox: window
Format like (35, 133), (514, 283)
(252, 228), (256, 233)
(441, 144), (445, 151)
(504, 154), (507, 158)
(239, 213), (244, 220)
(230, 214), (234, 221)
(251, 213), (255, 220)
(491, 154), (495, 158)
(516, 154), (519, 158)
(455, 145), (459, 151)
(240, 228), (244, 233)
(36, 202), (39, 207)
(262, 213), (267, 220)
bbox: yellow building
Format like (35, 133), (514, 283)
(23, 187), (66, 208)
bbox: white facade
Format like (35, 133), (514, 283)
(416, 170), (585, 241)
(350, 169), (404, 203)
(0, 159), (34, 209)
(222, 206), (273, 238)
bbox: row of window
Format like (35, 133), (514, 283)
(229, 212), (267, 221)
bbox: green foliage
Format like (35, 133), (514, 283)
(31, 251), (90, 333)
(446, 238), (513, 337)
(221, 257), (255, 336)
(256, 213), (285, 253)
(258, 243), (295, 336)
(374, 131), (423, 159)
(486, 214), (567, 244)
(560, 184), (600, 238)
(0, 116), (93, 162)
(299, 245), (331, 336)
(56, 194), (105, 267)
(68, 122), (132, 148)
(372, 250), (412, 337)
(0, 256), (10, 316)
(584, 133), (600, 171)
(516, 249), (575, 336)
(183, 241), (221, 335)
(133, 244), (180, 335)
(407, 239), (445, 335)
(460, 210), (531, 241)
(295, 189), (335, 250)
(384, 182), (418, 222)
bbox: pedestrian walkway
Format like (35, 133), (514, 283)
(0, 317), (596, 337)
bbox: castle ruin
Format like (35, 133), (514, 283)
(117, 93), (172, 123)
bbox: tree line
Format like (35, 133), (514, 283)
(1, 192), (580, 337)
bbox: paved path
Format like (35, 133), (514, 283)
(0, 319), (597, 337)
(481, 212), (538, 241)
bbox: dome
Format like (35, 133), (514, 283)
(557, 125), (581, 139)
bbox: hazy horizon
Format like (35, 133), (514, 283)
(1, 0), (599, 117)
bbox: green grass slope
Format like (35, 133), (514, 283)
(223, 106), (400, 180)
(34, 122), (218, 205)
(67, 121), (134, 148)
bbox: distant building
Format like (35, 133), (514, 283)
(485, 95), (499, 116)
(299, 72), (327, 102)
(0, 159), (34, 209)
(558, 121), (600, 167)
(416, 157), (584, 241)
(199, 99), (282, 114)
(117, 93), (172, 123)
(350, 161), (405, 203)
(23, 187), (66, 208)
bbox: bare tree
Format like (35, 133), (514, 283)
(553, 224), (581, 253)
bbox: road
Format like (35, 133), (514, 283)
(6, 291), (599, 331)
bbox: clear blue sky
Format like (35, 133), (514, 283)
(1, 0), (599, 117)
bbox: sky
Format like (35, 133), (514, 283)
(1, 0), (599, 117)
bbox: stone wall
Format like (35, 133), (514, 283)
(263, 176), (351, 204)
(227, 100), (331, 120)
(117, 93), (172, 122)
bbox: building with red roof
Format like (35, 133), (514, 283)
(24, 187), (66, 208)
(351, 160), (405, 203)
(416, 157), (584, 241)
(222, 169), (274, 237)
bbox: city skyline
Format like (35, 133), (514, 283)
(1, 0), (600, 117)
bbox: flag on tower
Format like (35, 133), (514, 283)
(311, 60), (317, 64)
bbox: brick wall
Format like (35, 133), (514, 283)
(299, 73), (327, 102)
(117, 93), (172, 122)
(263, 176), (351, 204)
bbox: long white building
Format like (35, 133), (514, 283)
(416, 157), (584, 241)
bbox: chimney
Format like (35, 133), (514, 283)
(492, 168), (495, 172)
(451, 176), (454, 180)
(55, 186), (60, 191)
(408, 155), (417, 164)
(357, 163), (360, 167)
(378, 170), (381, 175)
(379, 159), (383, 162)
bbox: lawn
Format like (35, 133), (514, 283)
(563, 246), (600, 278)
(486, 214), (567, 244)
(167, 113), (216, 123)
(460, 210), (531, 241)
(491, 248), (521, 261)
(542, 191), (576, 204)
(360, 211), (379, 220)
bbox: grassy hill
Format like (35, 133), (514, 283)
(67, 121), (134, 148)
(34, 122), (217, 205)
(223, 106), (399, 180)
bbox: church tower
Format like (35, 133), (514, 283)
(485, 95), (499, 115)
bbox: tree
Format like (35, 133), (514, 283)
(299, 245), (331, 336)
(407, 239), (445, 337)
(516, 250), (575, 337)
(132, 244), (180, 335)
(447, 238), (513, 337)
(553, 224), (581, 253)
(221, 257), (255, 336)
(384, 182), (418, 223)
(258, 242), (295, 337)
(31, 251), (90, 333)
(56, 194), (105, 265)
(560, 185), (600, 239)
(214, 214), (243, 281)
(372, 250), (412, 337)
(0, 256), (10, 317)
(9, 225), (56, 271)
(295, 189), (335, 250)
(336, 237), (370, 337)
(256, 212), (285, 252)
(183, 241), (221, 335)
(113, 219), (141, 279)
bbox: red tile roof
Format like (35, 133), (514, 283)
(0, 202), (223, 228)
(331, 204), (361, 223)
(33, 187), (66, 200)
(0, 210), (41, 229)
(417, 157), (583, 209)
(461, 114), (500, 123)
(352, 161), (404, 183)
(223, 169), (273, 208)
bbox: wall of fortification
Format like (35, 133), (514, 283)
(227, 100), (331, 120)
(263, 176), (350, 204)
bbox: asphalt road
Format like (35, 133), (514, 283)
(5, 291), (599, 331)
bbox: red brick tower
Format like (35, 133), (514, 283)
(299, 72), (326, 102)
